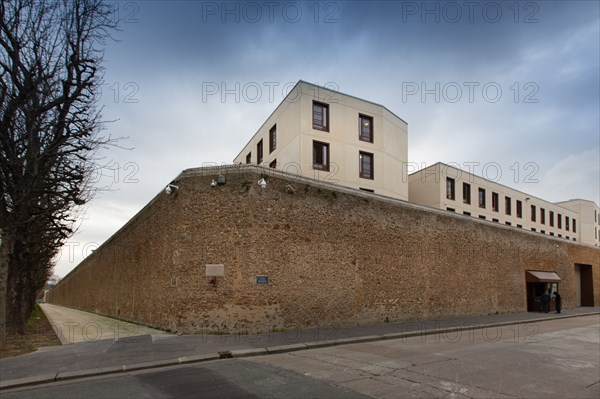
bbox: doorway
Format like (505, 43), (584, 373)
(575, 264), (594, 306)
(525, 270), (561, 312)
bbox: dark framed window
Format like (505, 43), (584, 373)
(505, 197), (511, 215)
(312, 140), (330, 171)
(573, 219), (577, 233)
(463, 183), (471, 204)
(558, 214), (562, 229)
(245, 152), (251, 164)
(492, 192), (499, 212)
(359, 114), (373, 143)
(360, 188), (374, 193)
(506, 221), (511, 226)
(550, 211), (554, 227)
(478, 188), (486, 208)
(312, 101), (329, 131)
(446, 178), (455, 200)
(531, 205), (536, 222)
(565, 216), (570, 231)
(257, 139), (263, 164)
(516, 200), (523, 218)
(479, 215), (486, 220)
(269, 159), (277, 169)
(447, 207), (455, 212)
(359, 151), (374, 179)
(463, 211), (471, 216)
(269, 124), (277, 153)
(540, 208), (545, 225)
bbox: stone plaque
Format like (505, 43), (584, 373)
(205, 264), (224, 277)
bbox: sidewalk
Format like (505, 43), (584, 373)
(1, 305), (599, 390)
(40, 304), (168, 344)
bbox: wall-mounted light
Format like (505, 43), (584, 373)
(165, 184), (179, 195)
(258, 178), (267, 189)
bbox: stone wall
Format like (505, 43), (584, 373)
(48, 166), (600, 333)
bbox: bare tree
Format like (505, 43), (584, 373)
(0, 0), (118, 344)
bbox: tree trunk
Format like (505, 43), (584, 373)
(0, 228), (9, 348)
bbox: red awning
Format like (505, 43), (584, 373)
(526, 271), (561, 283)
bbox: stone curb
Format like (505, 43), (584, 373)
(1, 311), (598, 391)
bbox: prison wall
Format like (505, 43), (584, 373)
(47, 166), (600, 333)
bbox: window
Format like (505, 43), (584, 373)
(572, 219), (576, 233)
(359, 152), (374, 179)
(463, 211), (471, 216)
(492, 192), (499, 212)
(541, 230), (545, 234)
(540, 208), (545, 225)
(517, 224), (522, 228)
(516, 200), (523, 218)
(312, 101), (329, 131)
(558, 214), (562, 229)
(360, 188), (374, 193)
(565, 216), (570, 231)
(479, 215), (486, 220)
(446, 207), (455, 212)
(245, 152), (251, 164)
(531, 228), (536, 232)
(506, 221), (512, 226)
(359, 114), (373, 143)
(505, 197), (511, 215)
(257, 139), (263, 164)
(446, 178), (455, 200)
(463, 183), (471, 204)
(492, 218), (499, 223)
(531, 205), (536, 222)
(269, 159), (277, 169)
(550, 232), (554, 236)
(549, 211), (554, 227)
(269, 124), (277, 153)
(478, 188), (486, 208)
(313, 141), (329, 171)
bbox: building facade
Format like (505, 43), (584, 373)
(556, 199), (600, 247)
(407, 162), (597, 245)
(233, 81), (409, 200)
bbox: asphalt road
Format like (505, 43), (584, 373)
(3, 315), (598, 398)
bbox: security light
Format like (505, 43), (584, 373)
(165, 184), (179, 194)
(258, 178), (267, 189)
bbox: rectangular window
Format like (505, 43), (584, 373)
(550, 232), (554, 236)
(540, 208), (545, 225)
(360, 188), (374, 193)
(269, 124), (277, 153)
(558, 214), (562, 229)
(492, 192), (499, 212)
(463, 211), (471, 216)
(245, 152), (251, 164)
(359, 114), (373, 143)
(257, 139), (263, 164)
(312, 101), (329, 131)
(531, 228), (536, 232)
(478, 188), (486, 208)
(359, 151), (374, 179)
(492, 218), (499, 223)
(516, 200), (523, 218)
(446, 178), (455, 200)
(549, 211), (554, 227)
(463, 183), (471, 204)
(517, 224), (522, 228)
(565, 216), (570, 231)
(505, 197), (511, 215)
(506, 221), (511, 226)
(446, 207), (455, 212)
(531, 205), (536, 222)
(269, 159), (277, 169)
(479, 215), (486, 220)
(313, 141), (330, 171)
(572, 218), (576, 233)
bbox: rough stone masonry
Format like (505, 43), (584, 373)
(48, 165), (600, 333)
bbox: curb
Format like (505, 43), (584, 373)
(1, 310), (598, 391)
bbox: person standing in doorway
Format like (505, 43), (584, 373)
(553, 292), (562, 314)
(540, 289), (551, 313)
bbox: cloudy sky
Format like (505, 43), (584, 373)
(54, 0), (600, 277)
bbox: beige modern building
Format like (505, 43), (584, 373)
(556, 199), (600, 247)
(233, 80), (409, 200)
(407, 162), (596, 244)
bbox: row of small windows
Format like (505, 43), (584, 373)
(446, 178), (576, 233)
(246, 124), (278, 165)
(314, 140), (374, 179)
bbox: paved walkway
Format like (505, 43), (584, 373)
(40, 304), (168, 344)
(1, 305), (598, 390)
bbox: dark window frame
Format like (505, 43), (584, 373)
(269, 159), (277, 169)
(505, 196), (511, 215)
(359, 151), (374, 179)
(463, 183), (471, 204)
(540, 208), (546, 225)
(245, 152), (251, 164)
(446, 178), (455, 200)
(312, 140), (330, 171)
(531, 205), (536, 222)
(478, 188), (486, 208)
(550, 211), (554, 227)
(358, 114), (373, 143)
(492, 192), (499, 212)
(516, 200), (523, 218)
(269, 124), (277, 153)
(257, 139), (263, 164)
(312, 101), (329, 132)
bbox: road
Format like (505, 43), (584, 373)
(3, 315), (598, 398)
